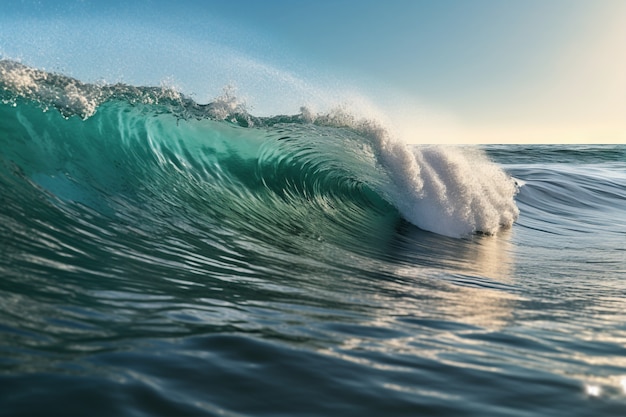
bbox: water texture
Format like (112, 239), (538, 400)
(1, 61), (625, 416)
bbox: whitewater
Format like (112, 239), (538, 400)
(2, 59), (626, 417)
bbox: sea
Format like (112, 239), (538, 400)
(1, 59), (625, 416)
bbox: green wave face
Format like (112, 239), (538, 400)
(1, 98), (405, 263)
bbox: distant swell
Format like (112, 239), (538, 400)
(1, 59), (519, 240)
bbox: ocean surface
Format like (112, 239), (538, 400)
(1, 60), (625, 416)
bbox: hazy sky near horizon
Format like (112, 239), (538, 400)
(0, 0), (624, 143)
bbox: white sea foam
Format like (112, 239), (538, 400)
(0, 60), (102, 118)
(311, 109), (519, 237)
(399, 145), (519, 237)
(0, 60), (187, 119)
(378, 133), (519, 237)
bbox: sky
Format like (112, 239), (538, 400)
(0, 0), (624, 143)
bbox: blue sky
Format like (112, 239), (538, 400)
(1, 0), (624, 143)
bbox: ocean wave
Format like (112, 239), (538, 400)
(1, 60), (519, 240)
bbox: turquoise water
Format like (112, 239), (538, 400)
(1, 61), (626, 416)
